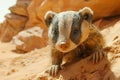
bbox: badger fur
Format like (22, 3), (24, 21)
(44, 7), (105, 76)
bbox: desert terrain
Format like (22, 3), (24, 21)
(0, 0), (120, 80)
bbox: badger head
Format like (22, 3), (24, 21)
(44, 7), (93, 53)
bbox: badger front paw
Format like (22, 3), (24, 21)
(89, 49), (106, 64)
(49, 65), (61, 76)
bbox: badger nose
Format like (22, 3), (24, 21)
(60, 42), (69, 49)
(60, 42), (66, 45)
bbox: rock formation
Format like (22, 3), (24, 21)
(11, 27), (47, 53)
(0, 0), (31, 42)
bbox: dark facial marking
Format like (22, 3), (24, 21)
(51, 16), (59, 43)
(45, 17), (53, 27)
(70, 14), (82, 44)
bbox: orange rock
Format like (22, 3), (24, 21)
(9, 0), (32, 16)
(12, 27), (48, 53)
(5, 13), (27, 30)
(25, 0), (44, 29)
(0, 21), (15, 42)
(26, 0), (120, 29)
(0, 0), (30, 42)
(16, 0), (32, 6)
(0, 13), (28, 42)
(94, 16), (120, 30)
(9, 5), (28, 17)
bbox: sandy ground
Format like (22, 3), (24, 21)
(0, 43), (51, 80)
(0, 21), (120, 80)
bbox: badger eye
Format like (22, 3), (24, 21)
(73, 29), (79, 34)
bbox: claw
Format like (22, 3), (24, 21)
(49, 65), (60, 76)
(95, 51), (99, 63)
(89, 49), (105, 64)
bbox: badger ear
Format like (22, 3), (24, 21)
(44, 11), (56, 27)
(79, 7), (93, 23)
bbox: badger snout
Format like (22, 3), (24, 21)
(55, 39), (77, 53)
(55, 40), (70, 52)
(59, 41), (69, 50)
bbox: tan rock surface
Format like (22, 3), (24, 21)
(26, 0), (120, 28)
(0, 0), (31, 42)
(9, 0), (32, 16)
(5, 13), (27, 30)
(11, 27), (48, 53)
(0, 14), (27, 42)
(9, 5), (28, 17)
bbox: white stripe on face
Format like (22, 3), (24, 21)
(57, 12), (74, 44)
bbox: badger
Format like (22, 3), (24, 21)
(44, 7), (105, 76)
